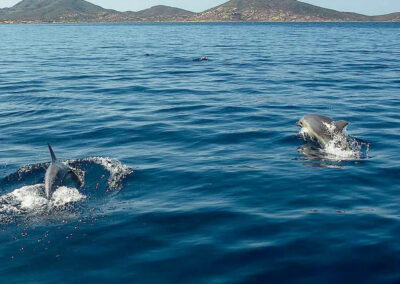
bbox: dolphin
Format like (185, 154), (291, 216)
(193, 56), (209, 62)
(296, 114), (350, 148)
(45, 144), (81, 199)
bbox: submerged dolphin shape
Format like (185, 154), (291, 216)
(296, 114), (350, 148)
(45, 144), (81, 199)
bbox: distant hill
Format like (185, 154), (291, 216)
(0, 0), (121, 21)
(193, 0), (369, 22)
(0, 0), (399, 23)
(372, 12), (400, 22)
(129, 5), (194, 22)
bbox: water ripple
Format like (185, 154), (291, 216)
(0, 22), (399, 283)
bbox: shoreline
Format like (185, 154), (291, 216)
(1, 20), (400, 24)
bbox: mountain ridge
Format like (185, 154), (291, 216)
(0, 0), (399, 23)
(193, 0), (370, 22)
(127, 5), (195, 22)
(0, 0), (120, 21)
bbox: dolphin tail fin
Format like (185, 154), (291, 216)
(335, 120), (349, 132)
(47, 143), (57, 162)
(63, 170), (82, 188)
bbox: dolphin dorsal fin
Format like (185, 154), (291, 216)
(335, 120), (349, 132)
(47, 143), (57, 162)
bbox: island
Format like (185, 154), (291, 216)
(0, 0), (399, 23)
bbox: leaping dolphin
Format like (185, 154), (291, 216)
(45, 144), (81, 199)
(296, 114), (350, 148)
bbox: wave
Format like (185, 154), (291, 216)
(298, 122), (370, 164)
(0, 157), (133, 224)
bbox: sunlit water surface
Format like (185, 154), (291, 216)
(0, 23), (399, 283)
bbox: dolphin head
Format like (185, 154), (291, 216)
(297, 115), (335, 145)
(297, 114), (350, 149)
(296, 119), (303, 128)
(296, 116), (306, 128)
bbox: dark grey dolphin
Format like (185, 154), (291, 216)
(193, 56), (209, 62)
(296, 114), (349, 148)
(45, 144), (81, 199)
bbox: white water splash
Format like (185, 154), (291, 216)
(321, 122), (359, 160)
(51, 186), (86, 207)
(0, 157), (132, 223)
(0, 184), (86, 216)
(299, 122), (368, 161)
(299, 126), (311, 140)
(68, 157), (133, 190)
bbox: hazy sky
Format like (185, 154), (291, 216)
(0, 0), (399, 15)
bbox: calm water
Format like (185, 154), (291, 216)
(0, 23), (399, 283)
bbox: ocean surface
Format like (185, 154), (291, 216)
(0, 22), (399, 283)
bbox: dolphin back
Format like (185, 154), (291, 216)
(45, 144), (82, 199)
(48, 143), (57, 162)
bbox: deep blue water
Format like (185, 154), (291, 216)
(0, 22), (400, 283)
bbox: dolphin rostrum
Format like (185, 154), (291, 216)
(296, 114), (350, 148)
(45, 144), (81, 199)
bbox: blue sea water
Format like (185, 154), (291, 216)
(0, 22), (399, 283)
